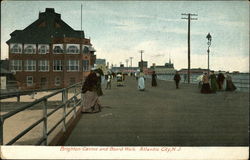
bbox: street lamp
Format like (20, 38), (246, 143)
(139, 50), (144, 71)
(206, 33), (212, 76)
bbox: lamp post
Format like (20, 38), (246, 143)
(206, 33), (212, 76)
(139, 50), (144, 71)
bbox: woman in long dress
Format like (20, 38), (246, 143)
(225, 72), (237, 91)
(173, 71), (181, 89)
(217, 71), (225, 90)
(81, 70), (101, 113)
(138, 71), (145, 91)
(209, 71), (218, 93)
(201, 73), (212, 94)
(151, 71), (157, 87)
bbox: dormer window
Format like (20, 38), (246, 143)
(10, 43), (22, 54)
(24, 44), (36, 54)
(66, 44), (80, 54)
(53, 44), (64, 54)
(82, 45), (89, 54)
(38, 44), (49, 54)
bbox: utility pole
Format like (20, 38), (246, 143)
(129, 57), (133, 67)
(181, 13), (198, 84)
(125, 59), (129, 67)
(139, 50), (144, 71)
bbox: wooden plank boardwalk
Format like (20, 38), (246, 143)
(65, 76), (249, 146)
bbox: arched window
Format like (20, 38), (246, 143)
(11, 44), (22, 53)
(53, 45), (64, 54)
(82, 46), (89, 54)
(38, 45), (49, 54)
(24, 45), (35, 54)
(67, 46), (79, 54)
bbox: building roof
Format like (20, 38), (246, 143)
(6, 8), (85, 44)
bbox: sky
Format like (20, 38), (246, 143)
(1, 1), (249, 72)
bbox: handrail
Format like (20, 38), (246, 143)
(0, 81), (83, 145)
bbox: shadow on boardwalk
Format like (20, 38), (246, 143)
(65, 76), (249, 146)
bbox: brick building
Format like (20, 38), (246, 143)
(6, 8), (96, 90)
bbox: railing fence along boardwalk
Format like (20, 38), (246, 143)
(0, 82), (83, 145)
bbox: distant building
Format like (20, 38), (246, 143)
(6, 8), (96, 91)
(111, 67), (139, 74)
(138, 61), (148, 69)
(150, 59), (176, 74)
(178, 68), (211, 74)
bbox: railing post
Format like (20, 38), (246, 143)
(17, 94), (20, 102)
(62, 89), (67, 132)
(43, 99), (48, 145)
(0, 118), (4, 145)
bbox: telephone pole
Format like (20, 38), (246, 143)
(129, 57), (133, 67)
(125, 59), (129, 67)
(181, 13), (198, 84)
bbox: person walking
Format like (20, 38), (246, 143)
(94, 68), (104, 96)
(217, 71), (225, 90)
(209, 71), (218, 93)
(225, 72), (237, 91)
(105, 73), (112, 89)
(81, 70), (101, 113)
(151, 71), (157, 87)
(138, 70), (145, 91)
(201, 72), (212, 94)
(173, 71), (181, 89)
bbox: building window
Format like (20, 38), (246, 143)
(10, 60), (22, 71)
(38, 44), (49, 54)
(39, 60), (49, 71)
(82, 45), (89, 54)
(67, 60), (79, 71)
(53, 60), (63, 71)
(83, 60), (89, 71)
(53, 44), (64, 54)
(55, 77), (61, 86)
(25, 60), (36, 71)
(24, 44), (36, 54)
(26, 76), (33, 87)
(10, 44), (22, 54)
(66, 44), (80, 54)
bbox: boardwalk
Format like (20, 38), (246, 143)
(65, 76), (248, 146)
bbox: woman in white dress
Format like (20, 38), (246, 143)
(138, 71), (145, 91)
